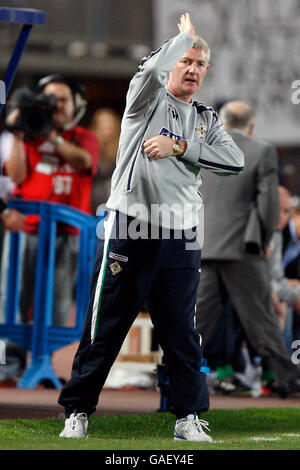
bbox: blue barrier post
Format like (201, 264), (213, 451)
(5, 231), (22, 324)
(0, 8), (46, 115)
(0, 200), (106, 389)
(157, 357), (210, 412)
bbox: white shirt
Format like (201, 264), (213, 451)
(0, 131), (15, 199)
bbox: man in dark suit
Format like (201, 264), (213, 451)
(196, 100), (300, 396)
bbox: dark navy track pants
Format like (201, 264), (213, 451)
(58, 211), (209, 417)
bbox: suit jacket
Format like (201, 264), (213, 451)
(200, 130), (279, 260)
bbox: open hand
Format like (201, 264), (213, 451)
(177, 12), (198, 42)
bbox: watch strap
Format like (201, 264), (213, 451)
(173, 140), (182, 156)
(0, 199), (7, 214)
(55, 135), (65, 149)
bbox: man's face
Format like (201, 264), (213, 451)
(43, 82), (75, 128)
(277, 192), (292, 230)
(168, 48), (210, 103)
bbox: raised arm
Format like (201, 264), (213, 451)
(5, 133), (28, 185)
(126, 14), (197, 114)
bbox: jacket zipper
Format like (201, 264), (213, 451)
(127, 154), (138, 191)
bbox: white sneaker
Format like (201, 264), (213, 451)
(59, 412), (88, 438)
(174, 413), (213, 442)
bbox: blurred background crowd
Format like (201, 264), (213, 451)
(0, 0), (300, 397)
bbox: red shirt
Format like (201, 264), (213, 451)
(13, 126), (99, 234)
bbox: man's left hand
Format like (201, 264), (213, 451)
(1, 208), (24, 232)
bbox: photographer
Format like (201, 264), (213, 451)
(4, 75), (99, 326)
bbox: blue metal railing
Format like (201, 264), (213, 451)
(0, 8), (46, 116)
(0, 199), (105, 389)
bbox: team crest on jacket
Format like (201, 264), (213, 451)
(109, 261), (122, 276)
(195, 123), (206, 137)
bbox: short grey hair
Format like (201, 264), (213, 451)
(193, 36), (211, 63)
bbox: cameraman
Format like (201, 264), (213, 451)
(5, 75), (99, 326)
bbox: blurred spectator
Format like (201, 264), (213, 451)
(282, 196), (300, 344)
(196, 100), (300, 397)
(0, 131), (15, 199)
(283, 196), (300, 280)
(89, 108), (120, 214)
(4, 75), (99, 326)
(268, 187), (300, 351)
(0, 130), (16, 262)
(268, 187), (300, 313)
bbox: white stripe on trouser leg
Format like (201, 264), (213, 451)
(90, 211), (116, 343)
(194, 304), (202, 346)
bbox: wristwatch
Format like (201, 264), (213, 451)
(0, 199), (6, 214)
(55, 135), (65, 149)
(0, 199), (10, 218)
(173, 140), (182, 156)
(1, 208), (11, 218)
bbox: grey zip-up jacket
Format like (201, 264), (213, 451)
(106, 32), (244, 229)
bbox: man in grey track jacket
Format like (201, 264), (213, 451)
(58, 13), (244, 443)
(106, 19), (243, 230)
